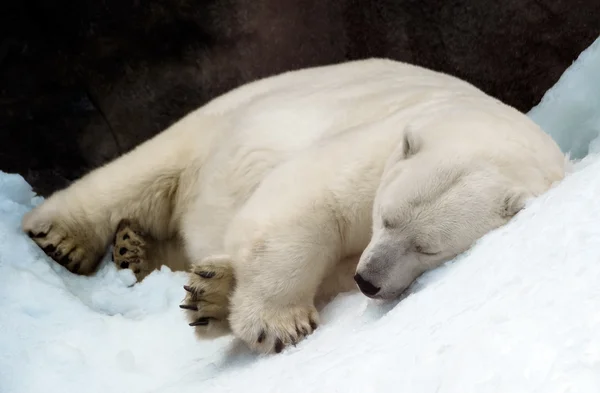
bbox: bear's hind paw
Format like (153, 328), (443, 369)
(112, 218), (153, 282)
(23, 204), (104, 275)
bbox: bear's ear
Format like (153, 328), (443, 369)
(384, 127), (422, 169)
(402, 128), (421, 159)
(501, 188), (534, 218)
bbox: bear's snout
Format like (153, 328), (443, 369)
(353, 273), (381, 297)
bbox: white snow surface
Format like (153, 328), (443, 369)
(529, 35), (600, 159)
(2, 36), (600, 393)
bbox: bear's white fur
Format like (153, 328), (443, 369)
(22, 59), (566, 354)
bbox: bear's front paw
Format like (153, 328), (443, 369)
(112, 219), (155, 282)
(181, 256), (235, 339)
(230, 302), (319, 354)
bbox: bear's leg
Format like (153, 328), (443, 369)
(181, 255), (235, 339)
(112, 218), (191, 282)
(22, 113), (217, 275)
(221, 217), (342, 354)
(181, 255), (360, 345)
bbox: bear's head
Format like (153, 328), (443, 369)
(355, 129), (535, 300)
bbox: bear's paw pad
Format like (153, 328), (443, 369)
(112, 218), (152, 281)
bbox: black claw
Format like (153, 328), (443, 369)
(309, 320), (317, 331)
(257, 330), (266, 343)
(289, 333), (298, 346)
(119, 247), (127, 256)
(197, 271), (216, 279)
(179, 304), (199, 311)
(189, 317), (210, 326)
(28, 230), (46, 238)
(58, 254), (71, 266)
(274, 338), (284, 354)
(71, 262), (81, 273)
(43, 244), (56, 253)
(120, 262), (129, 269)
(183, 285), (204, 297)
(53, 250), (62, 259)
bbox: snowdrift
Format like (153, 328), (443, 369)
(1, 36), (600, 393)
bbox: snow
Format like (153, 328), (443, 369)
(529, 36), (600, 159)
(2, 35), (600, 393)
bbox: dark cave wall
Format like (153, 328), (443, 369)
(1, 0), (599, 195)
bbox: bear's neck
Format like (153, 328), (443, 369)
(324, 128), (405, 258)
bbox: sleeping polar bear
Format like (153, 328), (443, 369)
(22, 59), (565, 354)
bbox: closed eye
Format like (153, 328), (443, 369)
(383, 218), (394, 229)
(414, 245), (440, 256)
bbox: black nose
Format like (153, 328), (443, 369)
(354, 273), (380, 296)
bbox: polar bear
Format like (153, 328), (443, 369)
(22, 59), (565, 354)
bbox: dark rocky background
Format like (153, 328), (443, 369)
(1, 0), (598, 195)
